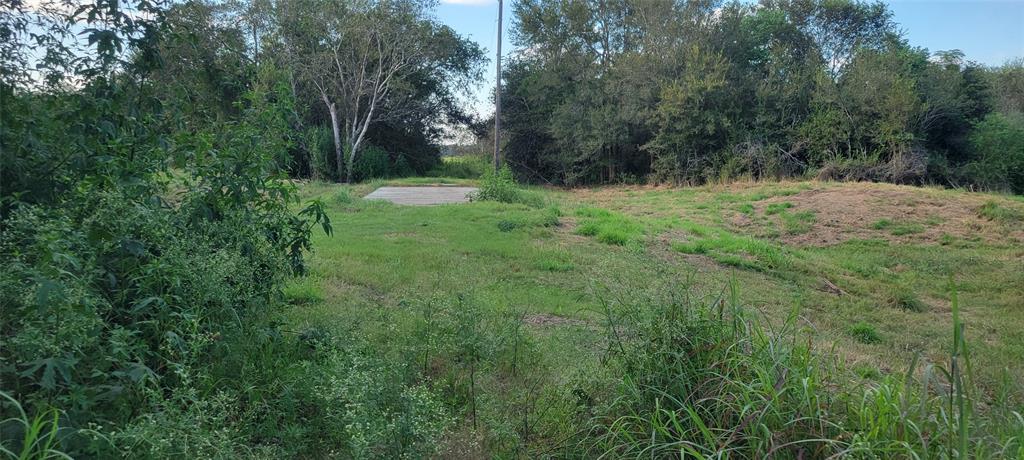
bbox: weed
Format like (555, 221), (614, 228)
(872, 218), (893, 230)
(780, 210), (816, 235)
(574, 207), (643, 246)
(871, 218), (925, 235)
(886, 287), (927, 312)
(578, 278), (1023, 458)
(0, 391), (70, 459)
(497, 219), (521, 232)
(736, 203), (754, 215)
(471, 166), (544, 207)
(765, 202), (794, 215)
(536, 207), (561, 227)
(850, 321), (882, 343)
(978, 200), (1023, 223)
(672, 227), (791, 271)
(335, 188), (354, 204)
(535, 258), (574, 272)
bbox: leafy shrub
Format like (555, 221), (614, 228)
(962, 113), (1024, 194)
(0, 78), (336, 457)
(352, 145), (392, 181)
(470, 166), (544, 207)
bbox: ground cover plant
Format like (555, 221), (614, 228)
(277, 178), (1023, 458)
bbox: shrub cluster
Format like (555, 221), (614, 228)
(470, 166), (545, 208)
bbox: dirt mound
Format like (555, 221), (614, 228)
(760, 182), (1024, 246)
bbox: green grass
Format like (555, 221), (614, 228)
(672, 223), (793, 271)
(849, 321), (882, 343)
(871, 218), (925, 235)
(764, 201), (794, 215)
(574, 206), (644, 246)
(282, 276), (324, 305)
(288, 178), (1024, 458)
(780, 209), (816, 234)
(979, 199), (1024, 223)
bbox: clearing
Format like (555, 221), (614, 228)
(292, 178), (1024, 455)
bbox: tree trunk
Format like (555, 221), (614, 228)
(345, 140), (356, 184)
(326, 101), (344, 183)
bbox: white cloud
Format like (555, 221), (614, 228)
(440, 0), (495, 5)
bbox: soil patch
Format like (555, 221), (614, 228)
(760, 182), (1024, 246)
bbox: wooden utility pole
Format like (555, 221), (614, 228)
(493, 0), (503, 172)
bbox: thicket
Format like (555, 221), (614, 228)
(0, 1), (452, 457)
(503, 0), (1024, 193)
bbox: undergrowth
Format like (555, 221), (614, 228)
(574, 279), (1024, 458)
(470, 166), (545, 208)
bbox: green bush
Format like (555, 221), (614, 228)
(962, 113), (1024, 194)
(470, 166), (544, 207)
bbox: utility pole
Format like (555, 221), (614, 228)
(493, 0), (503, 172)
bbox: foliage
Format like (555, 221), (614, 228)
(576, 279), (1023, 458)
(470, 166), (544, 207)
(574, 207), (644, 246)
(427, 155), (491, 179)
(502, 0), (1021, 193)
(961, 113), (1024, 193)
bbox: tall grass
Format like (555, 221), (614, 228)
(575, 278), (1024, 458)
(0, 392), (71, 459)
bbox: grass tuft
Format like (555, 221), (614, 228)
(574, 207), (643, 246)
(886, 287), (927, 312)
(850, 321), (882, 344)
(765, 202), (794, 215)
(978, 200), (1023, 223)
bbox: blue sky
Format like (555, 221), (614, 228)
(433, 0), (1024, 117)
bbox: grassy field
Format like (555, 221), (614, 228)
(291, 178), (1024, 457)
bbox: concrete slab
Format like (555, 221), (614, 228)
(364, 186), (478, 205)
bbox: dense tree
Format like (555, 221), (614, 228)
(273, 0), (484, 182)
(502, 0), (1020, 192)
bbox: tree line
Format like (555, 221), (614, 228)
(145, 0), (486, 183)
(500, 0), (1024, 193)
